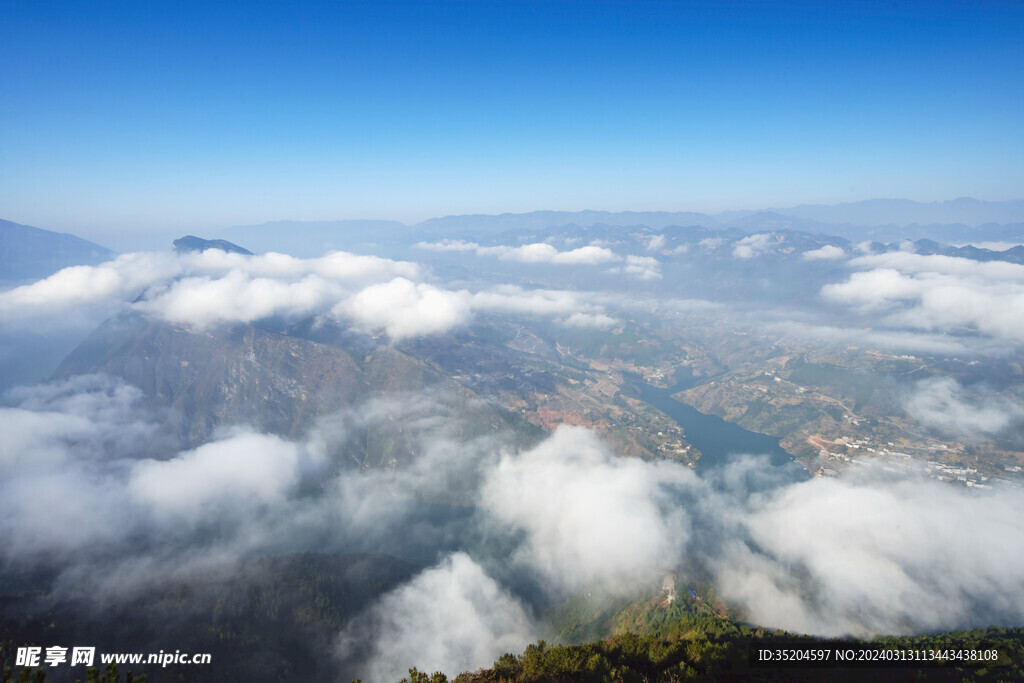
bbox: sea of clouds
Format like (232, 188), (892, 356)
(3, 376), (1023, 679)
(2, 243), (1024, 678)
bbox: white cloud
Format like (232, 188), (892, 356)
(766, 320), (983, 356)
(480, 426), (694, 595)
(0, 250), (423, 324)
(0, 245), (635, 340)
(822, 268), (926, 307)
(905, 377), (1023, 441)
(139, 272), (345, 328)
(181, 248), (421, 282)
(470, 285), (590, 316)
(612, 255), (662, 280)
(0, 379), (501, 563)
(338, 278), (473, 338)
(953, 241), (1023, 252)
(733, 233), (774, 259)
(714, 460), (1024, 636)
(802, 245), (846, 261)
(822, 253), (1024, 344)
(0, 252), (182, 318)
(130, 431), (302, 521)
(341, 553), (534, 682)
(413, 239), (479, 252)
(851, 252), (1024, 281)
(0, 249), (426, 333)
(0, 376), (167, 554)
(415, 240), (620, 265)
(560, 312), (619, 329)
(476, 428), (1024, 637)
(504, 243), (618, 265)
(645, 234), (666, 251)
(4, 372), (1024, 666)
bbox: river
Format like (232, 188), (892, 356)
(627, 369), (809, 483)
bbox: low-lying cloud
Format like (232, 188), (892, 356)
(339, 278), (473, 338)
(481, 426), (693, 595)
(416, 238), (666, 277)
(645, 234), (667, 252)
(0, 249), (422, 334)
(802, 245), (846, 260)
(130, 431), (304, 521)
(416, 240), (619, 265)
(822, 252), (1024, 344)
(766, 320), (990, 356)
(905, 377), (1024, 442)
(713, 458), (1024, 636)
(339, 552), (535, 682)
(4, 376), (1024, 678)
(609, 255), (662, 280)
(560, 311), (619, 329)
(733, 233), (775, 259)
(0, 249), (629, 340)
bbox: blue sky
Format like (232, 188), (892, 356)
(2, 0), (1022, 238)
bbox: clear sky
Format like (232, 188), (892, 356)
(2, 0), (1022, 238)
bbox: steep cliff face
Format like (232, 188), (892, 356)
(53, 315), (370, 445)
(50, 314), (539, 471)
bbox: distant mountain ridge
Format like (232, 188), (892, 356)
(173, 234), (253, 255)
(220, 219), (409, 256)
(0, 219), (116, 283)
(219, 199), (1024, 254)
(762, 197), (1024, 228)
(416, 199), (1024, 232)
(5, 197), (1020, 272)
(415, 210), (719, 234)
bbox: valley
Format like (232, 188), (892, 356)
(3, 206), (1024, 681)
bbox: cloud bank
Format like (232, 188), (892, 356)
(822, 252), (1024, 345)
(802, 245), (846, 260)
(713, 458), (1024, 636)
(416, 240), (619, 265)
(339, 552), (535, 682)
(416, 239), (665, 278)
(609, 255), (662, 280)
(905, 377), (1024, 442)
(733, 233), (775, 259)
(481, 426), (693, 595)
(3, 376), (1024, 678)
(0, 248), (628, 341)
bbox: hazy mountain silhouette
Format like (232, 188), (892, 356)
(0, 219), (116, 283)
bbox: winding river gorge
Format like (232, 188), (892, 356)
(630, 370), (809, 484)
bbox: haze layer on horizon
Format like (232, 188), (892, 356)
(2, 0), (1022, 237)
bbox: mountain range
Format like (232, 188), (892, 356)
(3, 198), (1024, 680)
(0, 218), (117, 284)
(219, 198), (1024, 256)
